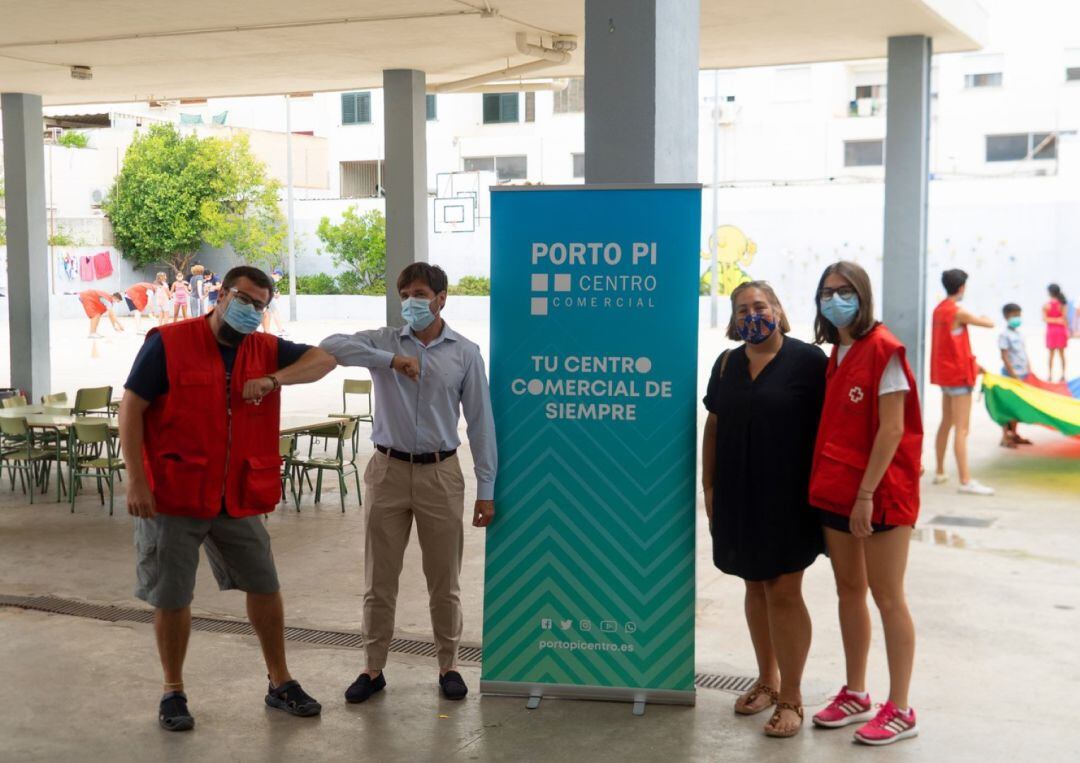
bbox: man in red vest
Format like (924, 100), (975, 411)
(119, 266), (337, 731)
(929, 269), (995, 495)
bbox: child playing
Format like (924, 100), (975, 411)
(171, 273), (191, 321)
(998, 303), (1033, 448)
(153, 272), (172, 325)
(1044, 284), (1069, 382)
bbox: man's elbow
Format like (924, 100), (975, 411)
(316, 349), (339, 377)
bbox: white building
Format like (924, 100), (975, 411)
(14, 0), (1080, 325)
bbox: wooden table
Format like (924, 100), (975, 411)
(0, 405), (72, 418)
(0, 407), (118, 502)
(280, 415), (343, 436)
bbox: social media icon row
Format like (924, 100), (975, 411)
(541, 618), (636, 633)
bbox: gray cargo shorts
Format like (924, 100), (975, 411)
(134, 510), (280, 610)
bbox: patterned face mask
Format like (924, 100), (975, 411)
(737, 313), (777, 345)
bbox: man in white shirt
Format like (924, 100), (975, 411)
(320, 263), (496, 703)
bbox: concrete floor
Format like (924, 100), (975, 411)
(1, 315), (1078, 761)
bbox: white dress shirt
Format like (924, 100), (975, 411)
(320, 323), (497, 500)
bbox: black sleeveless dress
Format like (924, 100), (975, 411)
(703, 336), (827, 581)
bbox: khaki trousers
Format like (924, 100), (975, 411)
(362, 450), (466, 670)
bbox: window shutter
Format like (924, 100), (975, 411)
(426, 94), (437, 121)
(524, 92), (535, 122)
(341, 93), (357, 125)
(501, 93), (519, 122)
(483, 94), (500, 122)
(358, 93), (372, 124)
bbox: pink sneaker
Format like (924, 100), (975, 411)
(812, 686), (874, 728)
(854, 701), (918, 746)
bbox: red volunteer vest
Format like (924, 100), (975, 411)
(930, 298), (976, 387)
(809, 325), (923, 526)
(141, 317), (282, 519)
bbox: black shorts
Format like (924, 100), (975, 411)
(818, 509), (900, 534)
(124, 296), (137, 311)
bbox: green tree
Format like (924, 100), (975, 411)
(316, 207), (386, 293)
(103, 123), (284, 275)
(448, 276), (491, 295)
(197, 134), (286, 267)
(56, 131), (90, 149)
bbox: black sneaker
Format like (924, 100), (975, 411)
(345, 672), (386, 703)
(439, 670), (468, 701)
(159, 691), (195, 731)
(265, 679), (322, 717)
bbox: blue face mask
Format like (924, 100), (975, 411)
(821, 293), (860, 329)
(222, 296), (263, 335)
(401, 297), (437, 331)
(737, 313), (777, 345)
(1007, 316), (1022, 329)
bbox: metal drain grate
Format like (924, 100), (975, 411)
(928, 515), (994, 528)
(694, 673), (757, 693)
(0, 594), (746, 693)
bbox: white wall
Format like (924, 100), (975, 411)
(23, 0), (1080, 304)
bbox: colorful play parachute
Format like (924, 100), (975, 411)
(982, 372), (1080, 437)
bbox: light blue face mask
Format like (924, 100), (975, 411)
(223, 296), (263, 334)
(401, 297), (437, 331)
(821, 293), (860, 329)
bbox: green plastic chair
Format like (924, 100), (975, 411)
(0, 417), (53, 503)
(73, 386), (112, 417)
(69, 419), (124, 515)
(291, 420), (360, 513)
(279, 435), (299, 511)
(2, 394), (28, 409)
(323, 379), (373, 455)
(41, 392), (68, 406)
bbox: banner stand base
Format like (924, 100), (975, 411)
(481, 680), (695, 713)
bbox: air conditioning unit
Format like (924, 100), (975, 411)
(90, 187), (108, 206)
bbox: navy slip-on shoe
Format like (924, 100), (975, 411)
(345, 672), (386, 703)
(439, 670), (468, 701)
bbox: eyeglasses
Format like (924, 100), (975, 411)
(228, 288), (268, 313)
(819, 286), (857, 302)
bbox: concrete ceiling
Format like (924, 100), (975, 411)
(0, 0), (986, 106)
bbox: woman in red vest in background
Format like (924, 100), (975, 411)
(930, 269), (995, 494)
(807, 261), (923, 747)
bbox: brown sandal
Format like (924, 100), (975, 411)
(763, 701), (804, 738)
(734, 682), (778, 716)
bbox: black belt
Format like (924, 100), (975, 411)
(376, 444), (456, 464)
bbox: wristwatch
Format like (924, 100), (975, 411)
(267, 374), (281, 390)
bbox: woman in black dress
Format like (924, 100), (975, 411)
(702, 281), (827, 737)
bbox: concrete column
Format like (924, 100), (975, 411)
(382, 69), (428, 326)
(2, 93), (51, 400)
(584, 0), (699, 183)
(882, 35), (932, 397)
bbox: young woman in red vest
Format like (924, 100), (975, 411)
(930, 268), (995, 494)
(807, 261), (923, 746)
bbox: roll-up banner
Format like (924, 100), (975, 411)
(482, 185), (701, 706)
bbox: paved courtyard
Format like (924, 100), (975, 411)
(1, 311), (1078, 761)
